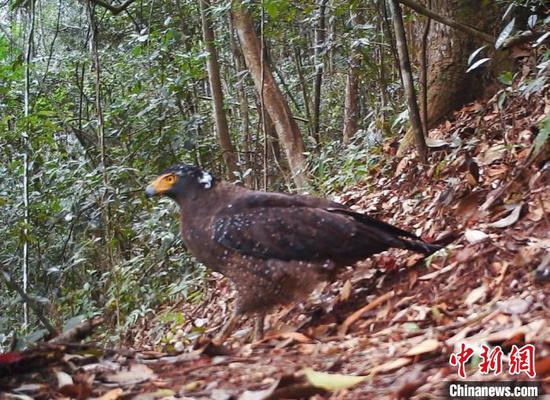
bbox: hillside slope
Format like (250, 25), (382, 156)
(1, 72), (548, 400)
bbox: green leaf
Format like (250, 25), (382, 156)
(498, 71), (513, 85)
(533, 115), (549, 158)
(63, 315), (86, 332)
(303, 368), (367, 391)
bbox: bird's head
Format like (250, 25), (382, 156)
(145, 164), (216, 200)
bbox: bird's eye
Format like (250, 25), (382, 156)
(166, 175), (175, 183)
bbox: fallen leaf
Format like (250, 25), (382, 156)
(393, 365), (424, 399)
(425, 138), (449, 148)
(338, 291), (394, 336)
(497, 298), (531, 315)
(59, 383), (92, 400)
(418, 263), (456, 280)
(464, 229), (489, 244)
(535, 252), (550, 282)
(461, 319), (546, 345)
(479, 144), (507, 165)
(12, 383), (48, 394)
(464, 285), (487, 306)
(395, 157), (410, 177)
(534, 356), (550, 377)
(527, 205), (544, 221)
(371, 357), (412, 374)
(340, 279), (352, 301)
(133, 389), (176, 400)
(405, 339), (441, 356)
(4, 394), (34, 400)
(487, 204), (523, 228)
(96, 388), (124, 400)
(104, 364), (156, 386)
(455, 191), (485, 221)
(55, 370), (73, 388)
(276, 332), (312, 343)
(183, 380), (205, 392)
(303, 368), (367, 391)
(238, 379), (279, 400)
(455, 247), (477, 263)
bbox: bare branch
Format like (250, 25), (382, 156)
(88, 0), (137, 15)
(389, 0), (427, 162)
(398, 0), (495, 45)
(0, 266), (58, 337)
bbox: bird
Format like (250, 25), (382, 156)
(145, 164), (441, 343)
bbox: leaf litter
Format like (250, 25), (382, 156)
(1, 70), (549, 400)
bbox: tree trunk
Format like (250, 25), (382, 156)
(231, 5), (309, 190)
(389, 0), (427, 162)
(419, 0), (431, 135)
(343, 71), (359, 145)
(343, 10), (364, 145)
(228, 14), (254, 187)
(294, 48), (312, 136)
(199, 0), (239, 179)
(311, 0), (328, 144)
(414, 0), (498, 128)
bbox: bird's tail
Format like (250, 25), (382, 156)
(401, 238), (442, 255)
(327, 207), (445, 255)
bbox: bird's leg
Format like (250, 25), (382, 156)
(253, 312), (265, 341)
(213, 308), (240, 345)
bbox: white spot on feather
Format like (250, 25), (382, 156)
(198, 171), (212, 188)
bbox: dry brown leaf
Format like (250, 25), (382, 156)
(340, 279), (352, 302)
(338, 291), (394, 336)
(238, 379), (280, 400)
(464, 285), (488, 306)
(527, 205), (544, 221)
(133, 389), (177, 400)
(371, 357), (411, 375)
(418, 263), (456, 280)
(479, 144), (506, 164)
(534, 356), (550, 377)
(404, 339), (441, 356)
(96, 388), (124, 400)
(277, 332), (312, 343)
(455, 247), (477, 263)
(455, 191), (484, 221)
(462, 319), (546, 345)
(485, 164), (508, 177)
(104, 364), (156, 386)
(395, 157), (410, 177)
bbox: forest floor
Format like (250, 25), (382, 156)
(1, 83), (549, 399)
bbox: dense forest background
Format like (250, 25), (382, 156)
(0, 0), (548, 350)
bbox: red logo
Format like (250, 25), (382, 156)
(450, 343), (536, 379)
(509, 344), (536, 378)
(449, 343), (475, 379)
(479, 344), (503, 375)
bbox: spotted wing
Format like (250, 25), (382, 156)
(212, 202), (406, 261)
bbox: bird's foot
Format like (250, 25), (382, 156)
(252, 313), (265, 342)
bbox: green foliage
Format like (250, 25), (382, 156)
(0, 0), (217, 348)
(3, 0), (540, 349)
(311, 128), (385, 194)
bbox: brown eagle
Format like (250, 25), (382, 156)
(146, 164), (440, 342)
